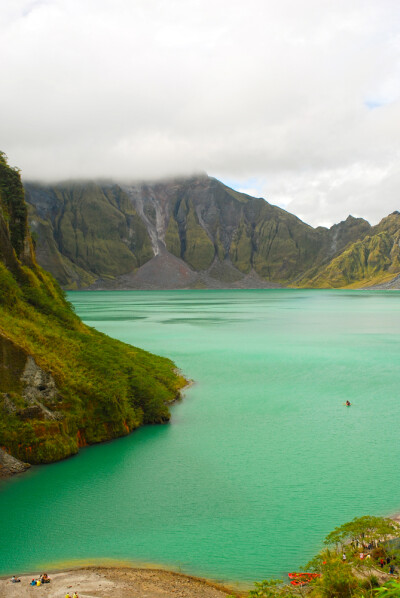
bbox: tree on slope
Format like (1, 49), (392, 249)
(324, 517), (400, 549)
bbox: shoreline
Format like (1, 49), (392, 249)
(0, 565), (247, 597)
(2, 515), (400, 596)
(0, 372), (191, 481)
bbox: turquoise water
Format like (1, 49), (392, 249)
(1, 289), (400, 585)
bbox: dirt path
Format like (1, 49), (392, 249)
(0, 567), (244, 598)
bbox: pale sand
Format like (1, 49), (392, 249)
(0, 567), (245, 598)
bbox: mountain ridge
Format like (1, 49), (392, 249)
(24, 175), (400, 290)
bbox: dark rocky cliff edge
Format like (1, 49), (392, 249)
(24, 176), (400, 289)
(0, 152), (186, 477)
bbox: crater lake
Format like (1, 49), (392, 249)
(1, 289), (400, 586)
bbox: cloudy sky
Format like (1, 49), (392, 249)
(1, 0), (400, 227)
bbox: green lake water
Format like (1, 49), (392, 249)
(1, 289), (400, 586)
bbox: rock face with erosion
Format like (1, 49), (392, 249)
(25, 175), (400, 290)
(0, 335), (62, 423)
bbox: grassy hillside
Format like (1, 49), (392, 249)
(295, 213), (400, 288)
(0, 152), (185, 467)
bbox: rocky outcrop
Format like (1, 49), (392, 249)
(0, 448), (30, 478)
(20, 356), (61, 418)
(0, 334), (61, 424)
(0, 335), (64, 477)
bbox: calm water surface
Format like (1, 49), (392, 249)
(1, 289), (400, 585)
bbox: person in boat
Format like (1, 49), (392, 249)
(346, 400), (351, 406)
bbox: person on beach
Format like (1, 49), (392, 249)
(73, 593), (79, 598)
(30, 579), (36, 586)
(65, 593), (71, 598)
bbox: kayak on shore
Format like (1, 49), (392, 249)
(288, 572), (321, 586)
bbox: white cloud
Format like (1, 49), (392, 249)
(1, 0), (400, 226)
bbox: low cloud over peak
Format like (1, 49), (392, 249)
(1, 0), (400, 226)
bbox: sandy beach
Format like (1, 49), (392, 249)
(0, 567), (244, 598)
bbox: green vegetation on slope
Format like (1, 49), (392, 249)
(0, 152), (185, 466)
(172, 178), (330, 281)
(0, 157), (28, 257)
(184, 203), (215, 270)
(165, 213), (181, 258)
(296, 217), (400, 288)
(234, 516), (400, 598)
(176, 197), (215, 271)
(229, 218), (253, 273)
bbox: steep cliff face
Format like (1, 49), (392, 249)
(25, 176), (376, 289)
(0, 152), (186, 474)
(296, 213), (400, 288)
(26, 182), (153, 289)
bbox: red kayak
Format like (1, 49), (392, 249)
(288, 572), (320, 586)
